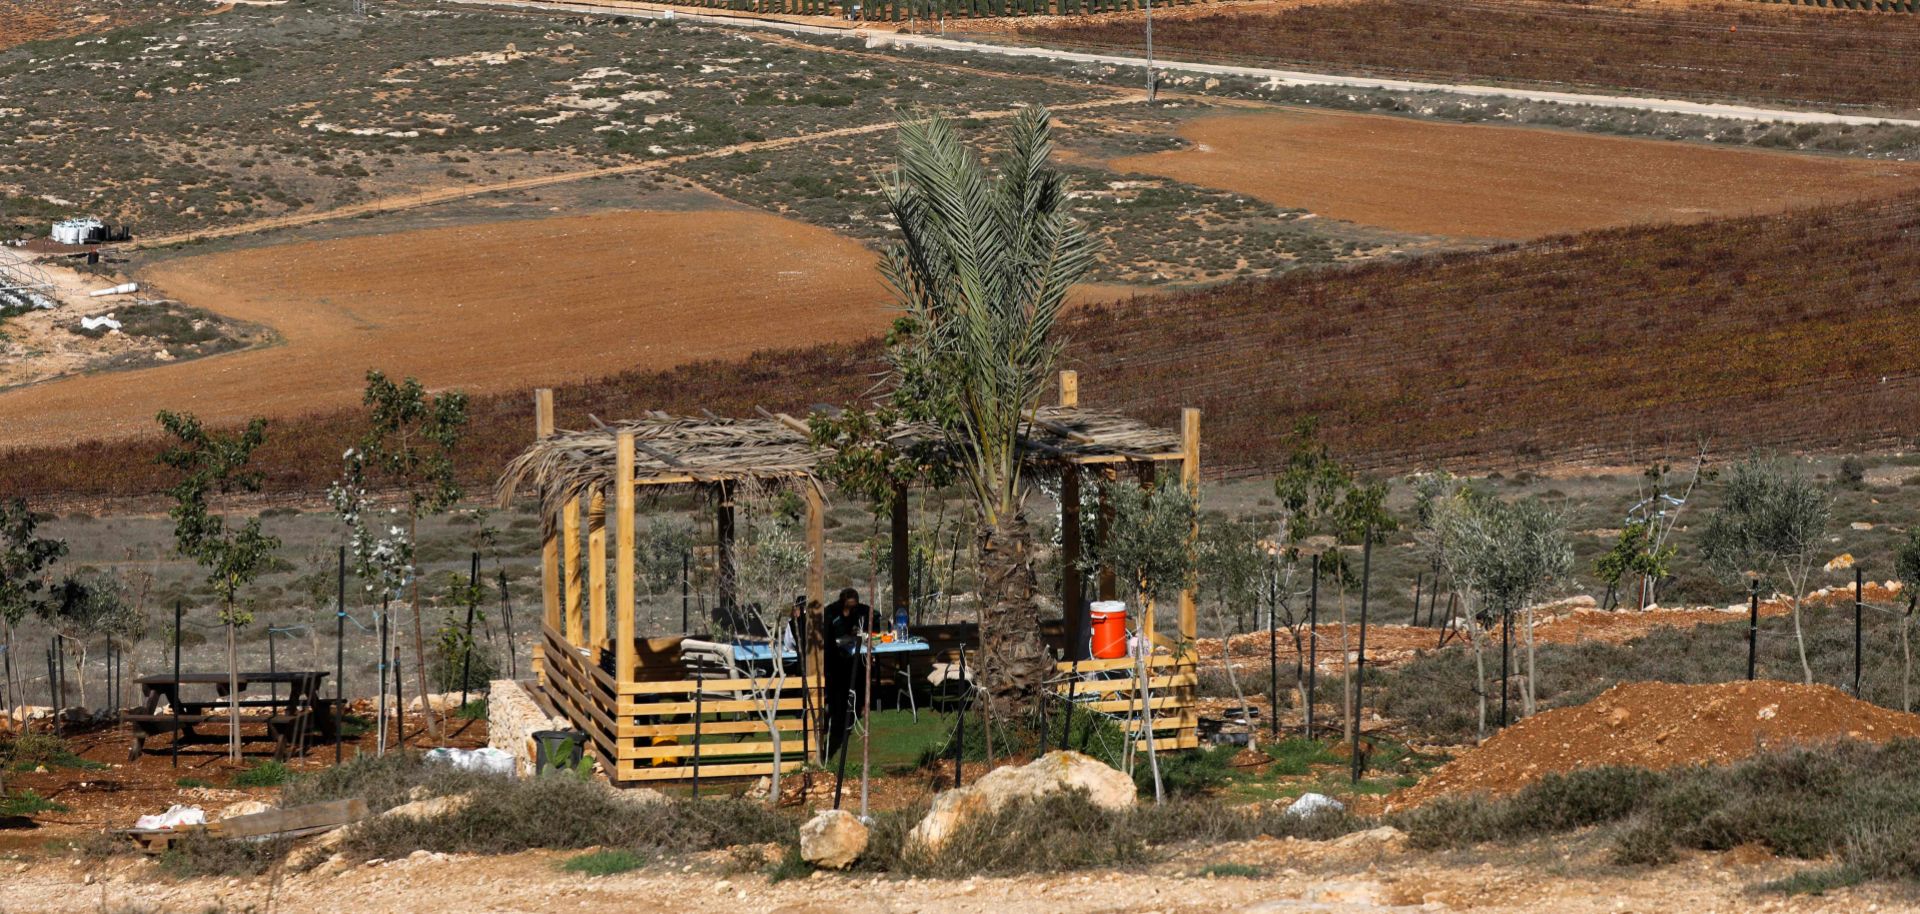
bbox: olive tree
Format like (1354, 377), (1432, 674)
(39, 570), (143, 712)
(1081, 478), (1197, 803)
(1700, 454), (1830, 685)
(1273, 419), (1393, 745)
(0, 498), (66, 712)
(1892, 527), (1920, 711)
(1421, 482), (1571, 740)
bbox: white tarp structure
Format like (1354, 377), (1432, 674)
(50, 217), (104, 245)
(80, 314), (122, 332)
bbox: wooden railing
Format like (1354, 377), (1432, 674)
(1054, 653), (1199, 752)
(541, 626), (822, 784)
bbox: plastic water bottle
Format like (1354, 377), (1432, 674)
(894, 607), (910, 641)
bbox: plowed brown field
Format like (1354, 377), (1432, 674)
(1113, 110), (1920, 239)
(0, 210), (890, 444)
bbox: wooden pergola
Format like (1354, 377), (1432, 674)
(495, 372), (1202, 784)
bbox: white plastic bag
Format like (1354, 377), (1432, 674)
(134, 804), (207, 831)
(423, 746), (516, 777)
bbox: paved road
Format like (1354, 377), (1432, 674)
(461, 0), (1920, 128)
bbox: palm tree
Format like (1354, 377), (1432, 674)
(879, 106), (1095, 716)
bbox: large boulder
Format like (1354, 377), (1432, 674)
(799, 809), (868, 869)
(907, 751), (1135, 851)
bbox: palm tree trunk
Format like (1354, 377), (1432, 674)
(975, 511), (1053, 721)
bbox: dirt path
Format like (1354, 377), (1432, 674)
(1111, 109), (1920, 240)
(131, 96), (1142, 251)
(0, 839), (1896, 913)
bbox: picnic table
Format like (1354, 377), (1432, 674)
(122, 671), (333, 761)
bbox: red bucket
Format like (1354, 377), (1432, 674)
(1090, 601), (1128, 659)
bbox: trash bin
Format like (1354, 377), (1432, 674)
(532, 729), (589, 774)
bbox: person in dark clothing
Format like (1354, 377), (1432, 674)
(823, 587), (872, 761)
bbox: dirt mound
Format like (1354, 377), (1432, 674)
(1391, 680), (1920, 808)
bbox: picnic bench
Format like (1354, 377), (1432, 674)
(122, 671), (333, 761)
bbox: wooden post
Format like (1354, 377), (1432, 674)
(804, 484), (827, 762)
(1178, 408), (1200, 644)
(1096, 466), (1117, 602)
(716, 481), (737, 617)
(1059, 372), (1086, 660)
(563, 496), (583, 648)
(1062, 466), (1085, 661)
(588, 491), (608, 659)
(891, 483), (910, 628)
(615, 434), (637, 773)
(537, 390), (559, 643)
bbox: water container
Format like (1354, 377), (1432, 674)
(894, 607), (910, 641)
(1090, 600), (1128, 659)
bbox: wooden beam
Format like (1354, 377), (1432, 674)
(589, 490), (607, 658)
(615, 433), (637, 700)
(563, 496), (583, 648)
(1058, 369), (1078, 409)
(1179, 408), (1201, 643)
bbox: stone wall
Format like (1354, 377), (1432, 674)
(486, 679), (567, 777)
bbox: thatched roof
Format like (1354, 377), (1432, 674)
(494, 415), (821, 518)
(494, 407), (1186, 515)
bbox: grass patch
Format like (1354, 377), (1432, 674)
(3, 732), (105, 771)
(1196, 862), (1265, 878)
(454, 700), (488, 721)
(175, 777), (214, 788)
(233, 760), (296, 788)
(0, 789), (67, 817)
(1759, 865), (1867, 896)
(559, 848), (647, 877)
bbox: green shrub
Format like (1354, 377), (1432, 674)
(0, 789), (66, 817)
(4, 732), (101, 771)
(1144, 743), (1238, 797)
(234, 760), (296, 788)
(560, 848), (647, 876)
(1196, 862), (1264, 878)
(160, 833), (293, 878)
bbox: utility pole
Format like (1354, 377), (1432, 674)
(1143, 0), (1157, 102)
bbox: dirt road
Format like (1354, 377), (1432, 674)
(1, 839), (1895, 913)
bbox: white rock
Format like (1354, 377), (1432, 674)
(907, 751), (1135, 851)
(218, 800), (274, 820)
(799, 809), (869, 870)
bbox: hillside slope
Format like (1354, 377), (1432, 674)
(8, 192), (1920, 501)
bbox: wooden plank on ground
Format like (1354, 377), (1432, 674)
(220, 798), (369, 840)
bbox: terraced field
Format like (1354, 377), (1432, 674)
(1016, 0), (1920, 113)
